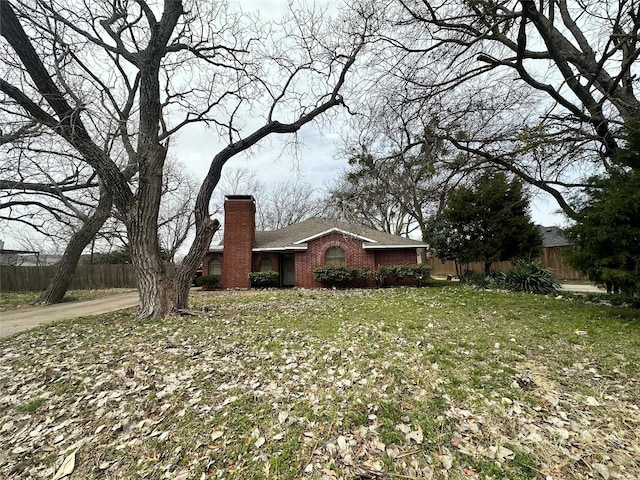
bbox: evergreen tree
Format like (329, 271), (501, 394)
(566, 128), (640, 294)
(431, 172), (541, 274)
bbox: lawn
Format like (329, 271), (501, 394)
(0, 287), (638, 479)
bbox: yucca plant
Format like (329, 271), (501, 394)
(503, 259), (560, 294)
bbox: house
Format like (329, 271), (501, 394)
(201, 195), (429, 288)
(537, 225), (571, 248)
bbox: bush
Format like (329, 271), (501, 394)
(313, 265), (370, 288)
(195, 275), (219, 288)
(375, 264), (431, 286)
(459, 270), (504, 289)
(249, 271), (279, 288)
(503, 259), (560, 295)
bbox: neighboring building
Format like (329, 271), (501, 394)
(202, 195), (429, 288)
(0, 248), (41, 266)
(537, 225), (571, 248)
(537, 225), (582, 280)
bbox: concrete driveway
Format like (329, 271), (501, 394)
(559, 283), (605, 293)
(0, 292), (139, 338)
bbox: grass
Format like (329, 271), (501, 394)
(0, 287), (638, 479)
(0, 288), (136, 311)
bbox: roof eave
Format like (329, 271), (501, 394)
(252, 245), (308, 252)
(362, 243), (429, 250)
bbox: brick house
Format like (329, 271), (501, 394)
(201, 195), (429, 288)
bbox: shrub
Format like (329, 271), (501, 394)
(249, 271), (279, 288)
(313, 265), (370, 288)
(195, 275), (219, 288)
(459, 270), (500, 289)
(375, 264), (431, 286)
(503, 259), (560, 295)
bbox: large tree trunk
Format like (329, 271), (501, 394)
(128, 217), (171, 319)
(33, 187), (112, 305)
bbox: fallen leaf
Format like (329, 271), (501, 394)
(593, 463), (610, 479)
(278, 411), (289, 424)
(52, 450), (76, 480)
(585, 396), (600, 406)
(406, 427), (424, 444)
(496, 445), (515, 462)
(397, 423), (411, 434)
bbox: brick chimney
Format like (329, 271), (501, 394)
(221, 195), (256, 288)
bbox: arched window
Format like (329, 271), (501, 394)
(208, 258), (222, 282)
(325, 246), (345, 265)
(259, 258), (272, 272)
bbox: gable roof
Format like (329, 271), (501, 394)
(212, 217), (428, 252)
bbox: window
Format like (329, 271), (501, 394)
(259, 258), (272, 272)
(324, 246), (345, 265)
(208, 258), (222, 282)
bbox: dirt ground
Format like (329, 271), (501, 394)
(0, 292), (139, 338)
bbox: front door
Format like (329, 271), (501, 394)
(281, 253), (295, 287)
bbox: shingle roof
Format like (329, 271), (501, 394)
(215, 217), (428, 251)
(538, 225), (571, 247)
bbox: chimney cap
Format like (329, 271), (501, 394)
(224, 195), (255, 201)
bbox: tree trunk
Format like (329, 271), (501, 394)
(484, 262), (491, 275)
(129, 221), (171, 319)
(172, 217), (220, 310)
(33, 188), (112, 305)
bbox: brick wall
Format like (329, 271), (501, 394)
(221, 196), (255, 288)
(374, 250), (419, 267)
(294, 232), (378, 288)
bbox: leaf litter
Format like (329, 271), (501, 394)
(0, 287), (638, 479)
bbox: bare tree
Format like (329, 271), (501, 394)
(209, 166), (321, 231)
(347, 0), (640, 218)
(257, 180), (325, 230)
(1, 0), (368, 318)
(328, 110), (478, 242)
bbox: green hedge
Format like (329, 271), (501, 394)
(313, 265), (370, 288)
(195, 275), (219, 287)
(375, 264), (431, 286)
(249, 271), (280, 288)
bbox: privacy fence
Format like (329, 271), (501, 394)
(0, 264), (138, 292)
(427, 246), (583, 280)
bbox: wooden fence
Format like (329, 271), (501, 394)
(0, 264), (138, 292)
(427, 246), (584, 280)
